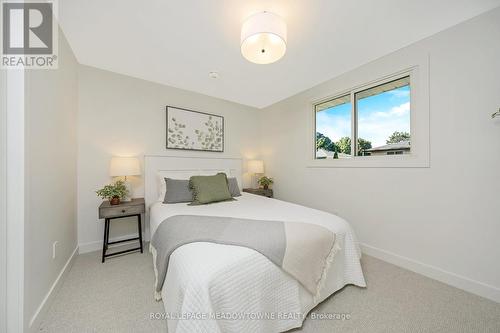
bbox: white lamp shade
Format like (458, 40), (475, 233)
(109, 157), (141, 177)
(248, 160), (264, 174)
(241, 12), (287, 64)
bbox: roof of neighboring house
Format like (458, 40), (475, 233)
(365, 140), (411, 152)
(316, 148), (335, 158)
(316, 149), (350, 158)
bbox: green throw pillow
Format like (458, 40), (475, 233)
(189, 173), (233, 205)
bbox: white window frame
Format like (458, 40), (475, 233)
(314, 72), (411, 159)
(308, 56), (429, 168)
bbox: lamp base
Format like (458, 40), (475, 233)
(122, 179), (133, 202)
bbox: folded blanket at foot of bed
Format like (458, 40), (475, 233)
(151, 215), (339, 300)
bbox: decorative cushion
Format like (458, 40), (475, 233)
(163, 178), (193, 203)
(227, 177), (241, 197)
(189, 173), (233, 205)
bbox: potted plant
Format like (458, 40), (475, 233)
(96, 180), (128, 205)
(257, 176), (274, 190)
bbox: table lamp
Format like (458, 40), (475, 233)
(109, 157), (141, 202)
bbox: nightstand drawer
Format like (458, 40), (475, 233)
(100, 205), (144, 218)
(242, 188), (273, 198)
(98, 198), (146, 219)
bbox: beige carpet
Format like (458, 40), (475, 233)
(39, 246), (500, 333)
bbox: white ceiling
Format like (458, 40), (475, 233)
(59, 0), (500, 109)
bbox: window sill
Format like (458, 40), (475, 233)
(307, 154), (429, 168)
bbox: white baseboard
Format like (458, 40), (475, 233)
(78, 233), (145, 254)
(361, 243), (500, 304)
(29, 245), (78, 332)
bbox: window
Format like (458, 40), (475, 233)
(315, 75), (411, 159)
(315, 95), (351, 159)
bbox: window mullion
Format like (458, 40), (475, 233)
(351, 91), (356, 157)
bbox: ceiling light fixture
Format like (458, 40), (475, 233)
(208, 71), (219, 79)
(241, 11), (287, 65)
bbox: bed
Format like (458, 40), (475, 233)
(144, 156), (366, 333)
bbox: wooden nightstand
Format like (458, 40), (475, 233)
(98, 198), (145, 263)
(243, 188), (274, 198)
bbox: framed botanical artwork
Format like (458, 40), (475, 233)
(166, 106), (224, 152)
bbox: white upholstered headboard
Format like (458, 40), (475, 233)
(144, 155), (242, 238)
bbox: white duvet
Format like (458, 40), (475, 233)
(150, 193), (366, 333)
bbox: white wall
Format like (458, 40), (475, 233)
(0, 66), (6, 333)
(24, 29), (79, 330)
(260, 8), (500, 302)
(1, 62), (26, 333)
(77, 66), (261, 252)
(3, 69), (26, 333)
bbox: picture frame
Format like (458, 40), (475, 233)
(166, 106), (224, 152)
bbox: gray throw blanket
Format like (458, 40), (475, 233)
(151, 215), (338, 300)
